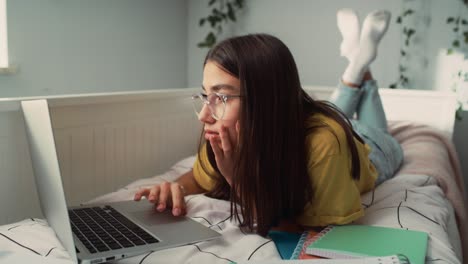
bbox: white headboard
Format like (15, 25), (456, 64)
(304, 86), (457, 138)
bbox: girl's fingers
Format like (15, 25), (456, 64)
(210, 136), (223, 160)
(157, 181), (171, 212)
(220, 126), (233, 158)
(170, 184), (186, 216)
(236, 120), (240, 144)
(148, 185), (161, 203)
(134, 188), (150, 201)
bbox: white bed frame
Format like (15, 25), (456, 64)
(0, 86), (457, 225)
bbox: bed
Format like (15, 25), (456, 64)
(0, 86), (466, 264)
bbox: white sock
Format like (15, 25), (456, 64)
(337, 8), (360, 61)
(342, 10), (391, 85)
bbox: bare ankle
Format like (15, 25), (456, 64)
(363, 71), (373, 81)
(342, 79), (361, 88)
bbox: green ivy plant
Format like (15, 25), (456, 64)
(446, 2), (468, 120)
(197, 0), (245, 48)
(389, 8), (415, 88)
(446, 16), (468, 55)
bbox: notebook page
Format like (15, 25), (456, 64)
(234, 254), (409, 264)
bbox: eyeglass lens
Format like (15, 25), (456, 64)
(192, 94), (225, 120)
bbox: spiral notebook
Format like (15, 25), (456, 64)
(290, 229), (323, 259)
(234, 254), (410, 264)
(305, 225), (428, 264)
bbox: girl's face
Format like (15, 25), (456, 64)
(200, 61), (241, 144)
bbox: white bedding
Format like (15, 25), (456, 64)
(0, 154), (462, 264)
(0, 120), (465, 264)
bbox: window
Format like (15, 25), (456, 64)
(0, 0), (8, 69)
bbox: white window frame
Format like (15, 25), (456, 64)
(0, 0), (9, 69)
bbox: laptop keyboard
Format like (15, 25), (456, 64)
(69, 205), (159, 253)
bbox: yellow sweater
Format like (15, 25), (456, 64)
(193, 113), (377, 227)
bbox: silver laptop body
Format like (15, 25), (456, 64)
(21, 99), (221, 264)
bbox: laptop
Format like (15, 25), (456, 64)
(21, 99), (221, 264)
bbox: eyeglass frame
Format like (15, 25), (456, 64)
(191, 92), (242, 120)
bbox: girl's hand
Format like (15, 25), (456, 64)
(209, 122), (240, 186)
(133, 181), (187, 216)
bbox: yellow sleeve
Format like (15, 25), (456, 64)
(192, 143), (219, 191)
(297, 121), (368, 227)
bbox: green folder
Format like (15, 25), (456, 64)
(305, 225), (428, 264)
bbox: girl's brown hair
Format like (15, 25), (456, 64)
(198, 34), (362, 236)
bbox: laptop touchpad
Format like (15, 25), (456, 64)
(130, 210), (185, 226)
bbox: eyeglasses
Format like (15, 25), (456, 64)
(191, 92), (242, 120)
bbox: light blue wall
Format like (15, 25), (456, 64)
(188, 0), (403, 88)
(0, 0), (187, 97)
(188, 0), (467, 91)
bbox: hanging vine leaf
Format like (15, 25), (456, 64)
(198, 32), (217, 48)
(227, 3), (236, 21)
(447, 17), (455, 23)
(453, 40), (460, 47)
(197, 0), (245, 49)
(389, 7), (416, 88)
(403, 9), (414, 16)
(234, 0), (243, 8)
(199, 18), (206, 26)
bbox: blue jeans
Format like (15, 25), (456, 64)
(329, 80), (403, 185)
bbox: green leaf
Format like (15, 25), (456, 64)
(407, 29), (415, 36)
(206, 32), (216, 44)
(454, 27), (459, 32)
(208, 15), (217, 27)
(199, 18), (206, 26)
(227, 3), (236, 21)
(462, 19), (468, 25)
(447, 17), (455, 23)
(456, 106), (463, 121)
(197, 42), (209, 48)
(453, 40), (460, 47)
(208, 0), (216, 7)
(403, 9), (414, 16)
(396, 16), (402, 24)
(401, 50), (406, 56)
(235, 0), (244, 8)
(389, 83), (397, 88)
(447, 48), (454, 55)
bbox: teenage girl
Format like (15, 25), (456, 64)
(134, 9), (403, 236)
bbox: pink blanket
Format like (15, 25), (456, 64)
(389, 121), (468, 263)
